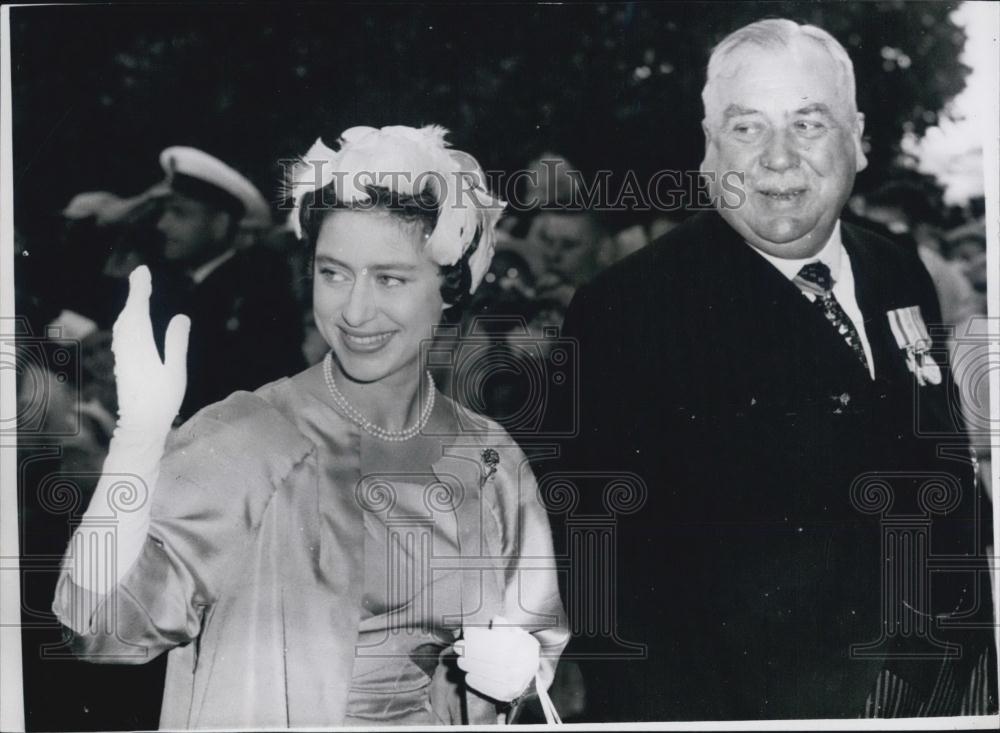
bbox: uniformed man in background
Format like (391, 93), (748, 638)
(151, 146), (305, 417)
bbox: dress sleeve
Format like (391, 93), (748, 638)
(490, 439), (571, 691)
(52, 392), (314, 663)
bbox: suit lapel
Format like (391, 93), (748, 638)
(706, 213), (874, 387)
(840, 225), (911, 384)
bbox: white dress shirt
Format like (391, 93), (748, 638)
(747, 221), (876, 379)
(189, 247), (237, 285)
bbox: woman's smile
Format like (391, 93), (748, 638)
(338, 326), (398, 353)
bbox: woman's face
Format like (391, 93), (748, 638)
(313, 209), (445, 384)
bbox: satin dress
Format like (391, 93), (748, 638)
(344, 440), (469, 726)
(53, 361), (568, 728)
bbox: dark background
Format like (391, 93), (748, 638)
(12, 1), (971, 241)
(9, 2), (977, 730)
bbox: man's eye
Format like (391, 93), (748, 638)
(377, 274), (406, 287)
(731, 122), (762, 138)
(795, 119), (826, 137)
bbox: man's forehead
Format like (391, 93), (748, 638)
(166, 192), (211, 211)
(726, 42), (837, 83)
(709, 41), (848, 113)
(538, 213), (595, 239)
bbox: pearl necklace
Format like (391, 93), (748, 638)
(322, 352), (435, 442)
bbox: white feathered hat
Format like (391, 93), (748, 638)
(286, 125), (506, 293)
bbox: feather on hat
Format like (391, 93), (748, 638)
(286, 125), (505, 293)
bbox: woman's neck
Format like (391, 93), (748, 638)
(329, 356), (427, 433)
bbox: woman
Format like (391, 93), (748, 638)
(53, 125), (569, 728)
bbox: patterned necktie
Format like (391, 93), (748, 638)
(793, 261), (870, 372)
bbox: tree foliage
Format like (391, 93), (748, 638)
(12, 1), (969, 237)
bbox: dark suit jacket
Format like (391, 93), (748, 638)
(546, 210), (992, 720)
(172, 248), (306, 419)
(35, 223), (307, 421)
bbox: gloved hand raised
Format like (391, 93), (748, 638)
(456, 616), (541, 703)
(112, 265), (190, 436)
(67, 265), (190, 594)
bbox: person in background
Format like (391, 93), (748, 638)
(530, 211), (611, 311)
(151, 146), (305, 417)
(943, 218), (988, 301)
(940, 218), (991, 501)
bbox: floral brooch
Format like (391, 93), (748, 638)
(481, 448), (500, 481)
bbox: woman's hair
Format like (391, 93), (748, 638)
(297, 182), (480, 318)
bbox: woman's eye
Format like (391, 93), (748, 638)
(318, 267), (348, 283)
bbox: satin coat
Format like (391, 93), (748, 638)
(53, 362), (569, 728)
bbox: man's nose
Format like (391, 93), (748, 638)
(760, 129), (800, 172)
(543, 243), (563, 264)
(156, 212), (170, 234)
(342, 277), (376, 326)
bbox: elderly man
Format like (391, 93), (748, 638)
(548, 19), (995, 720)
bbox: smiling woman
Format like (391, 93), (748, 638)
(52, 125), (569, 728)
(308, 190), (450, 388)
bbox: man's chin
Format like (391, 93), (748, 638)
(722, 211), (831, 259)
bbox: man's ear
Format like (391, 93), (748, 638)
(853, 112), (868, 173)
(700, 120), (714, 173)
(210, 211), (233, 242)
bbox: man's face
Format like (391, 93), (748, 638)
(701, 40), (867, 259)
(156, 193), (230, 266)
(534, 213), (601, 287)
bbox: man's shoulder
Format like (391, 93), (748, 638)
(584, 211), (725, 299)
(841, 219), (898, 257)
(841, 219), (934, 290)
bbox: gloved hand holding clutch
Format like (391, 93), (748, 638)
(456, 616), (541, 703)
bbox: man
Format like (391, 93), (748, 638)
(531, 211), (608, 307)
(548, 19), (995, 720)
(151, 147), (305, 417)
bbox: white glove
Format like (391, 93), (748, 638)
(68, 266), (190, 594)
(456, 616), (541, 703)
(111, 265), (189, 435)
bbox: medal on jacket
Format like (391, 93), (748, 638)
(887, 306), (941, 386)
